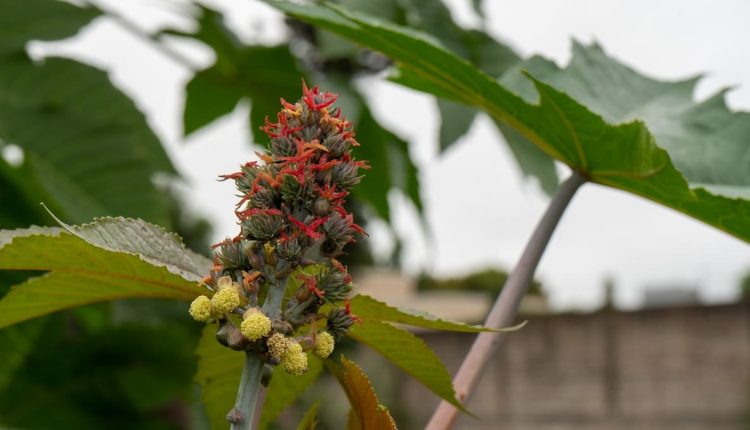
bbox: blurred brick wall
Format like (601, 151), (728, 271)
(397, 303), (750, 430)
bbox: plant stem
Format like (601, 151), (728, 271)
(228, 278), (289, 430)
(426, 170), (587, 430)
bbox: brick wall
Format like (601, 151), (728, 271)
(394, 303), (750, 429)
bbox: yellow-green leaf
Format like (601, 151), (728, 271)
(0, 218), (210, 328)
(296, 400), (321, 430)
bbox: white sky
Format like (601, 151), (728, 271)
(37, 0), (750, 311)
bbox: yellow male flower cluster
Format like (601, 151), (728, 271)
(266, 333), (308, 375)
(240, 308), (272, 341)
(188, 295), (212, 322)
(188, 276), (242, 322)
(281, 342), (308, 376)
(313, 331), (335, 358)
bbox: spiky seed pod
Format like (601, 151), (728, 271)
(249, 187), (275, 209)
(241, 214), (284, 240)
(280, 342), (308, 375)
(234, 163), (261, 194)
(323, 134), (350, 158)
(313, 331), (335, 358)
(316, 266), (352, 302)
(276, 236), (302, 261)
(189, 295), (212, 322)
(330, 162), (361, 189)
(217, 240), (245, 270)
(240, 308), (272, 341)
(327, 307), (355, 341)
(280, 174), (315, 207)
(322, 213), (352, 243)
(271, 136), (297, 157)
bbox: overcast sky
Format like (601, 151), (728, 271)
(39, 0), (750, 311)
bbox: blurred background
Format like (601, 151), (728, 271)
(0, 0), (748, 429)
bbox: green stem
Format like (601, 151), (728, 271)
(228, 277), (289, 430)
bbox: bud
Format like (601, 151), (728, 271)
(240, 308), (272, 341)
(189, 295), (212, 322)
(249, 187), (274, 209)
(280, 174), (314, 206)
(241, 213), (284, 241)
(327, 307), (355, 341)
(313, 331), (335, 358)
(227, 326), (250, 351)
(312, 198), (330, 216)
(323, 135), (350, 158)
(271, 136), (297, 157)
(277, 236), (302, 261)
(316, 265), (352, 302)
(330, 162), (361, 189)
(217, 240), (245, 270)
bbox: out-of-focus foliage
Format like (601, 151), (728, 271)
(417, 268), (543, 297)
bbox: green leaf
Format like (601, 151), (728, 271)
(354, 106), (422, 219)
(437, 99), (476, 152)
(296, 400), (321, 430)
(501, 42), (750, 197)
(327, 356), (397, 430)
(184, 69), (243, 135)
(350, 294), (522, 332)
(267, 1), (750, 243)
(0, 56), (176, 225)
(349, 320), (465, 412)
(0, 218), (209, 328)
(0, 0), (99, 56)
(260, 356), (323, 429)
(178, 6), (305, 140)
(0, 319), (44, 393)
(195, 325), (243, 430)
(494, 120), (560, 195)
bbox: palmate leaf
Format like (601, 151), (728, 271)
(268, 1), (750, 243)
(0, 218), (210, 328)
(327, 356), (397, 430)
(499, 42), (750, 197)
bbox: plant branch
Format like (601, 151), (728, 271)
(86, 0), (200, 71)
(426, 170), (587, 430)
(228, 277), (289, 430)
